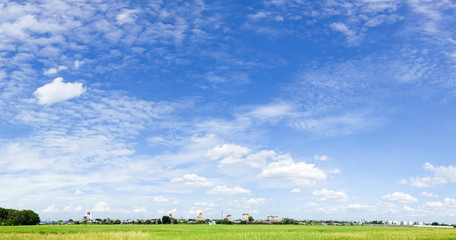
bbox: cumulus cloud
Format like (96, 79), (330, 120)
(170, 174), (213, 187)
(206, 144), (250, 163)
(92, 201), (112, 212)
(259, 154), (327, 186)
(34, 77), (86, 105)
(208, 143), (277, 168)
(290, 188), (301, 193)
(382, 192), (417, 204)
(409, 162), (456, 187)
(206, 185), (251, 195)
(132, 206), (147, 213)
(312, 189), (348, 202)
(74, 189), (84, 196)
(421, 192), (438, 198)
(42, 204), (58, 213)
(153, 195), (168, 203)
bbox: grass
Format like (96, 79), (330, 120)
(0, 224), (455, 239)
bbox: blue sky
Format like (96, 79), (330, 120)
(1, 0), (456, 223)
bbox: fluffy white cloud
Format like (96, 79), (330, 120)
(312, 189), (348, 202)
(290, 188), (301, 193)
(244, 150), (276, 168)
(421, 192), (438, 198)
(34, 77), (86, 105)
(206, 185), (251, 195)
(74, 189), (84, 196)
(259, 154), (327, 186)
(170, 174), (213, 187)
(132, 206), (147, 213)
(382, 192), (417, 204)
(409, 162), (456, 187)
(153, 195), (168, 203)
(206, 144), (250, 164)
(42, 204), (58, 213)
(92, 201), (112, 212)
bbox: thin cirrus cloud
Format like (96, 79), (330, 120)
(34, 77), (86, 105)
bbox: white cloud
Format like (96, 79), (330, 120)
(116, 9), (138, 25)
(206, 144), (250, 162)
(259, 154), (327, 186)
(421, 192), (438, 198)
(132, 205), (147, 213)
(290, 188), (301, 193)
(170, 174), (213, 187)
(44, 66), (67, 76)
(444, 198), (456, 206)
(74, 189), (84, 196)
(410, 162), (456, 187)
(244, 150), (276, 168)
(313, 154), (330, 161)
(92, 201), (112, 212)
(382, 192), (417, 204)
(153, 195), (168, 203)
(74, 60), (84, 69)
(248, 103), (293, 121)
(312, 189), (348, 202)
(397, 179), (408, 184)
(34, 77), (86, 105)
(246, 198), (267, 204)
(206, 185), (251, 195)
(42, 204), (58, 213)
(330, 22), (361, 45)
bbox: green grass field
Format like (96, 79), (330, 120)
(0, 224), (455, 240)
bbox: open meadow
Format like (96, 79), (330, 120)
(1, 225), (456, 240)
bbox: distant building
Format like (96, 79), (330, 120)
(197, 212), (204, 221)
(242, 213), (249, 221)
(267, 216), (279, 223)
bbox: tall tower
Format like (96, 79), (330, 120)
(197, 212), (204, 221)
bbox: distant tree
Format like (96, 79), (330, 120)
(68, 219), (74, 223)
(162, 216), (171, 224)
(173, 218), (178, 224)
(432, 222), (440, 226)
(157, 218), (162, 224)
(0, 208), (40, 226)
(145, 219), (152, 224)
(248, 216), (254, 222)
(114, 219), (121, 224)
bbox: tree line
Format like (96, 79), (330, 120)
(0, 207), (40, 226)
